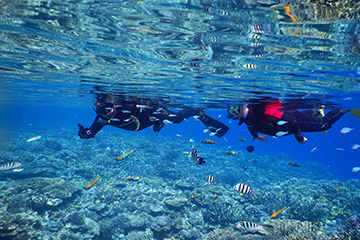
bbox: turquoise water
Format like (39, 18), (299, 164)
(0, 0), (360, 239)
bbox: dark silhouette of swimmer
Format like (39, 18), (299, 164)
(228, 99), (347, 144)
(78, 95), (229, 139)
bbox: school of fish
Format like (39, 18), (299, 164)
(10, 108), (358, 238)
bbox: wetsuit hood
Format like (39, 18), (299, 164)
(238, 104), (248, 125)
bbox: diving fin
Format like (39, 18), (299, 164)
(199, 111), (229, 138)
(350, 110), (360, 119)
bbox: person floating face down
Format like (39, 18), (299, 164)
(78, 95), (229, 139)
(227, 99), (348, 144)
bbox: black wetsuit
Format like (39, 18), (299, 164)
(243, 102), (347, 142)
(78, 99), (229, 139)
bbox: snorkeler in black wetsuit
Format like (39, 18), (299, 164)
(227, 99), (348, 144)
(78, 95), (229, 139)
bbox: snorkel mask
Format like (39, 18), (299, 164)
(227, 105), (240, 119)
(227, 104), (249, 125)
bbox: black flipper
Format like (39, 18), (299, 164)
(350, 109), (360, 119)
(199, 111), (229, 138)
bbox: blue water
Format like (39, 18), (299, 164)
(7, 104), (359, 182)
(1, 0), (360, 239)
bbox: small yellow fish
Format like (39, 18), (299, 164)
(226, 151), (238, 155)
(27, 135), (41, 142)
(201, 139), (217, 144)
(115, 149), (134, 161)
(248, 33), (260, 39)
(287, 162), (301, 167)
(86, 177), (101, 189)
(315, 222), (326, 227)
(126, 174), (143, 182)
(134, 174), (143, 181)
(270, 208), (285, 218)
(288, 162), (301, 167)
(238, 138), (247, 142)
(93, 59), (101, 66)
(190, 194), (200, 199)
(284, 5), (300, 23)
(213, 195), (220, 200)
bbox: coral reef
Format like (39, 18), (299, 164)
(0, 210), (41, 240)
(202, 219), (330, 240)
(201, 227), (243, 240)
(202, 201), (245, 225)
(332, 214), (360, 240)
(0, 130), (358, 239)
(266, 219), (328, 240)
(2, 177), (82, 213)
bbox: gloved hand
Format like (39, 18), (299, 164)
(298, 136), (308, 144)
(153, 121), (164, 133)
(256, 135), (268, 141)
(78, 123), (94, 139)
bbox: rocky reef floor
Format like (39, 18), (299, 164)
(0, 129), (359, 239)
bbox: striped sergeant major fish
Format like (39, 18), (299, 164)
(191, 148), (205, 165)
(251, 25), (264, 33)
(251, 43), (263, 47)
(243, 63), (258, 69)
(0, 162), (21, 171)
(235, 221), (268, 234)
(204, 175), (218, 183)
(233, 183), (258, 198)
(194, 35), (206, 51)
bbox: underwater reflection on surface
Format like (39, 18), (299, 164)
(0, 0), (359, 108)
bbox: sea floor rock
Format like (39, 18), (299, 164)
(165, 197), (188, 208)
(151, 216), (174, 232)
(129, 215), (145, 228)
(0, 210), (41, 240)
